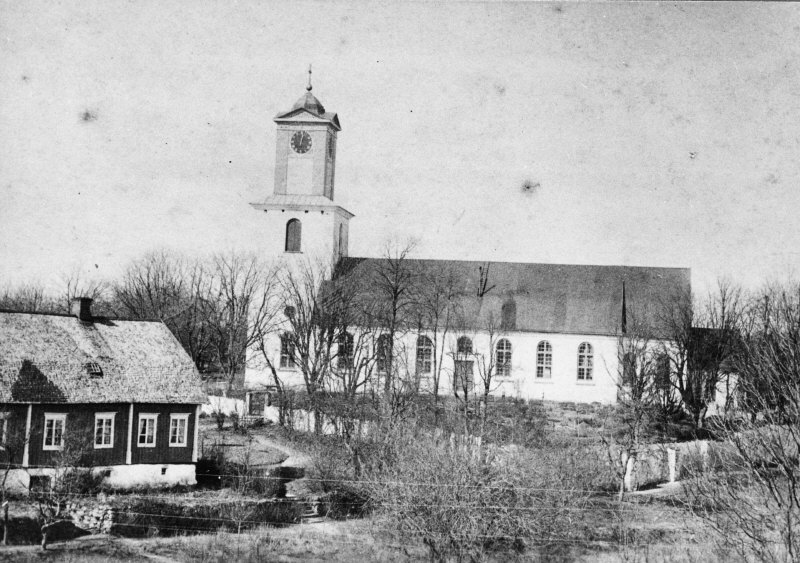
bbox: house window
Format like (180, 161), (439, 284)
(536, 341), (553, 379)
(0, 412), (9, 450)
(280, 334), (295, 369)
(578, 343), (594, 381)
(84, 362), (103, 377)
(376, 334), (391, 374)
(169, 414), (190, 447)
(94, 413), (115, 449)
(43, 414), (66, 451)
(337, 332), (354, 369)
(137, 414), (158, 448)
(285, 219), (302, 252)
(496, 339), (512, 377)
(416, 336), (433, 375)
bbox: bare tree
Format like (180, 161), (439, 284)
(658, 278), (743, 431)
(112, 249), (218, 371)
(0, 283), (52, 313)
(685, 282), (800, 562)
(363, 241), (419, 395)
(413, 263), (460, 414)
(602, 314), (661, 500)
(61, 267), (109, 315)
(208, 252), (280, 390)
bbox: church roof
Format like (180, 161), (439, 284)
(251, 195), (354, 218)
(292, 91), (326, 115)
(274, 91), (341, 130)
(333, 257), (691, 338)
(0, 311), (205, 404)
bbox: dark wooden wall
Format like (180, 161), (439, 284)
(0, 402), (197, 468)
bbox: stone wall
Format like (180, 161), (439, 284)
(67, 499), (115, 534)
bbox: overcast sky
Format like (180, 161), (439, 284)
(2, 1), (799, 294)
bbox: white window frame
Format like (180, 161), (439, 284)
(0, 412), (9, 451)
(94, 412), (116, 449)
(43, 413), (66, 451)
(496, 339), (512, 378)
(536, 341), (553, 379)
(169, 414), (190, 448)
(577, 342), (594, 381)
(137, 414), (158, 448)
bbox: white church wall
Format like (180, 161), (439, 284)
(245, 328), (623, 404)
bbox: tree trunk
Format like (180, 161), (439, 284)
(40, 527), (48, 550)
(3, 502), (8, 546)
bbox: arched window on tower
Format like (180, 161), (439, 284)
(285, 219), (302, 253)
(338, 223), (345, 258)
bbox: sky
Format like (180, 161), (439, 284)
(2, 1), (800, 295)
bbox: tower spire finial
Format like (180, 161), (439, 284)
(306, 64), (312, 92)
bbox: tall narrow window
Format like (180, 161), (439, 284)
(337, 332), (354, 369)
(285, 219), (302, 252)
(43, 414), (66, 451)
(376, 334), (391, 374)
(338, 223), (345, 258)
(137, 414), (158, 448)
(496, 339), (512, 377)
(577, 343), (594, 381)
(0, 413), (8, 450)
(169, 414), (190, 447)
(94, 413), (115, 449)
(454, 336), (474, 392)
(416, 336), (433, 375)
(536, 341), (553, 379)
(280, 334), (295, 369)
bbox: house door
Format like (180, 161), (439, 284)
(248, 392), (266, 416)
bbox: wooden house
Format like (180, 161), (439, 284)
(0, 298), (205, 492)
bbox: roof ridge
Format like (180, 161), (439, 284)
(343, 256), (690, 272)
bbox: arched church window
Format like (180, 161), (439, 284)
(337, 332), (354, 369)
(577, 343), (593, 381)
(285, 219), (302, 253)
(416, 336), (433, 374)
(338, 223), (344, 258)
(536, 341), (552, 379)
(496, 339), (512, 377)
(376, 334), (391, 374)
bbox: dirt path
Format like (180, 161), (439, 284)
(249, 433), (312, 469)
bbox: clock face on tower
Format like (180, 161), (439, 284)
(290, 131), (312, 154)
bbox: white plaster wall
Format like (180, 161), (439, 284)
(202, 396), (246, 417)
(4, 464), (197, 494)
(246, 328), (624, 404)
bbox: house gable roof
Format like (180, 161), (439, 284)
(334, 257), (691, 338)
(0, 312), (205, 404)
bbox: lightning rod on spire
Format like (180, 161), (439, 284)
(307, 64), (312, 91)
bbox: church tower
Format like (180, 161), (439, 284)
(251, 68), (353, 268)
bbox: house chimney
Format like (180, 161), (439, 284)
(70, 297), (93, 322)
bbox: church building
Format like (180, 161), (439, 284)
(245, 74), (691, 405)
